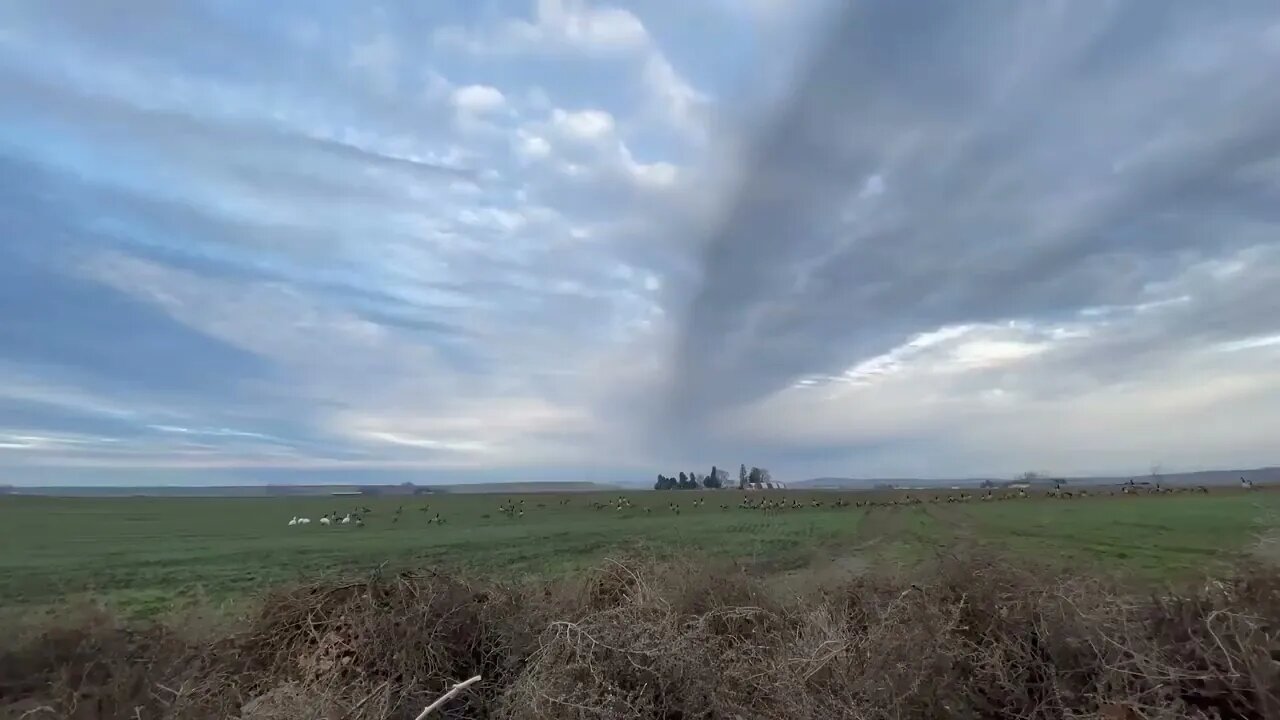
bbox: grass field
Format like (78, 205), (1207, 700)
(3, 488), (1278, 616)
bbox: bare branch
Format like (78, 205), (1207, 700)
(412, 675), (481, 719)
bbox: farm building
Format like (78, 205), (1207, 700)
(743, 481), (787, 491)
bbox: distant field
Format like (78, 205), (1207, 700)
(3, 488), (1278, 615)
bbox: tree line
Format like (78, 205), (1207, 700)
(654, 464), (772, 490)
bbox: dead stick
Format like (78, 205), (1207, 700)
(412, 675), (482, 719)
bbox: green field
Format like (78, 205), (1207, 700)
(3, 489), (1278, 616)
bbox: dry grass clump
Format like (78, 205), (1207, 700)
(3, 554), (1279, 719)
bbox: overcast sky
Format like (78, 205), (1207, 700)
(3, 1), (1279, 486)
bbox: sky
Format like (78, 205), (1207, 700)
(2, 1), (1280, 486)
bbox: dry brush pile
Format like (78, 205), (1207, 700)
(2, 554), (1279, 719)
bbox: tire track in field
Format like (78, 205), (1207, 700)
(805, 501), (969, 572)
(921, 502), (978, 542)
(851, 503), (945, 561)
(777, 506), (895, 583)
(852, 503), (901, 549)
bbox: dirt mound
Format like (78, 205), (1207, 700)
(3, 555), (1279, 719)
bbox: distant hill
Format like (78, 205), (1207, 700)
(794, 466), (1280, 490)
(1, 481), (620, 498)
(1070, 467), (1280, 488)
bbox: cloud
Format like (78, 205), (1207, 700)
(60, 249), (649, 470)
(349, 33), (400, 94)
(515, 129), (552, 160)
(551, 108), (615, 141)
(520, 0), (649, 53)
(433, 2), (708, 138)
(435, 1), (648, 56)
(0, 224), (270, 399)
(451, 84), (506, 114)
(640, 53), (709, 137)
(0, 0), (690, 481)
(669, 0), (1280, 426)
(3, 0), (1279, 484)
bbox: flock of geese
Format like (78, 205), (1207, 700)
(285, 477), (1260, 527)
